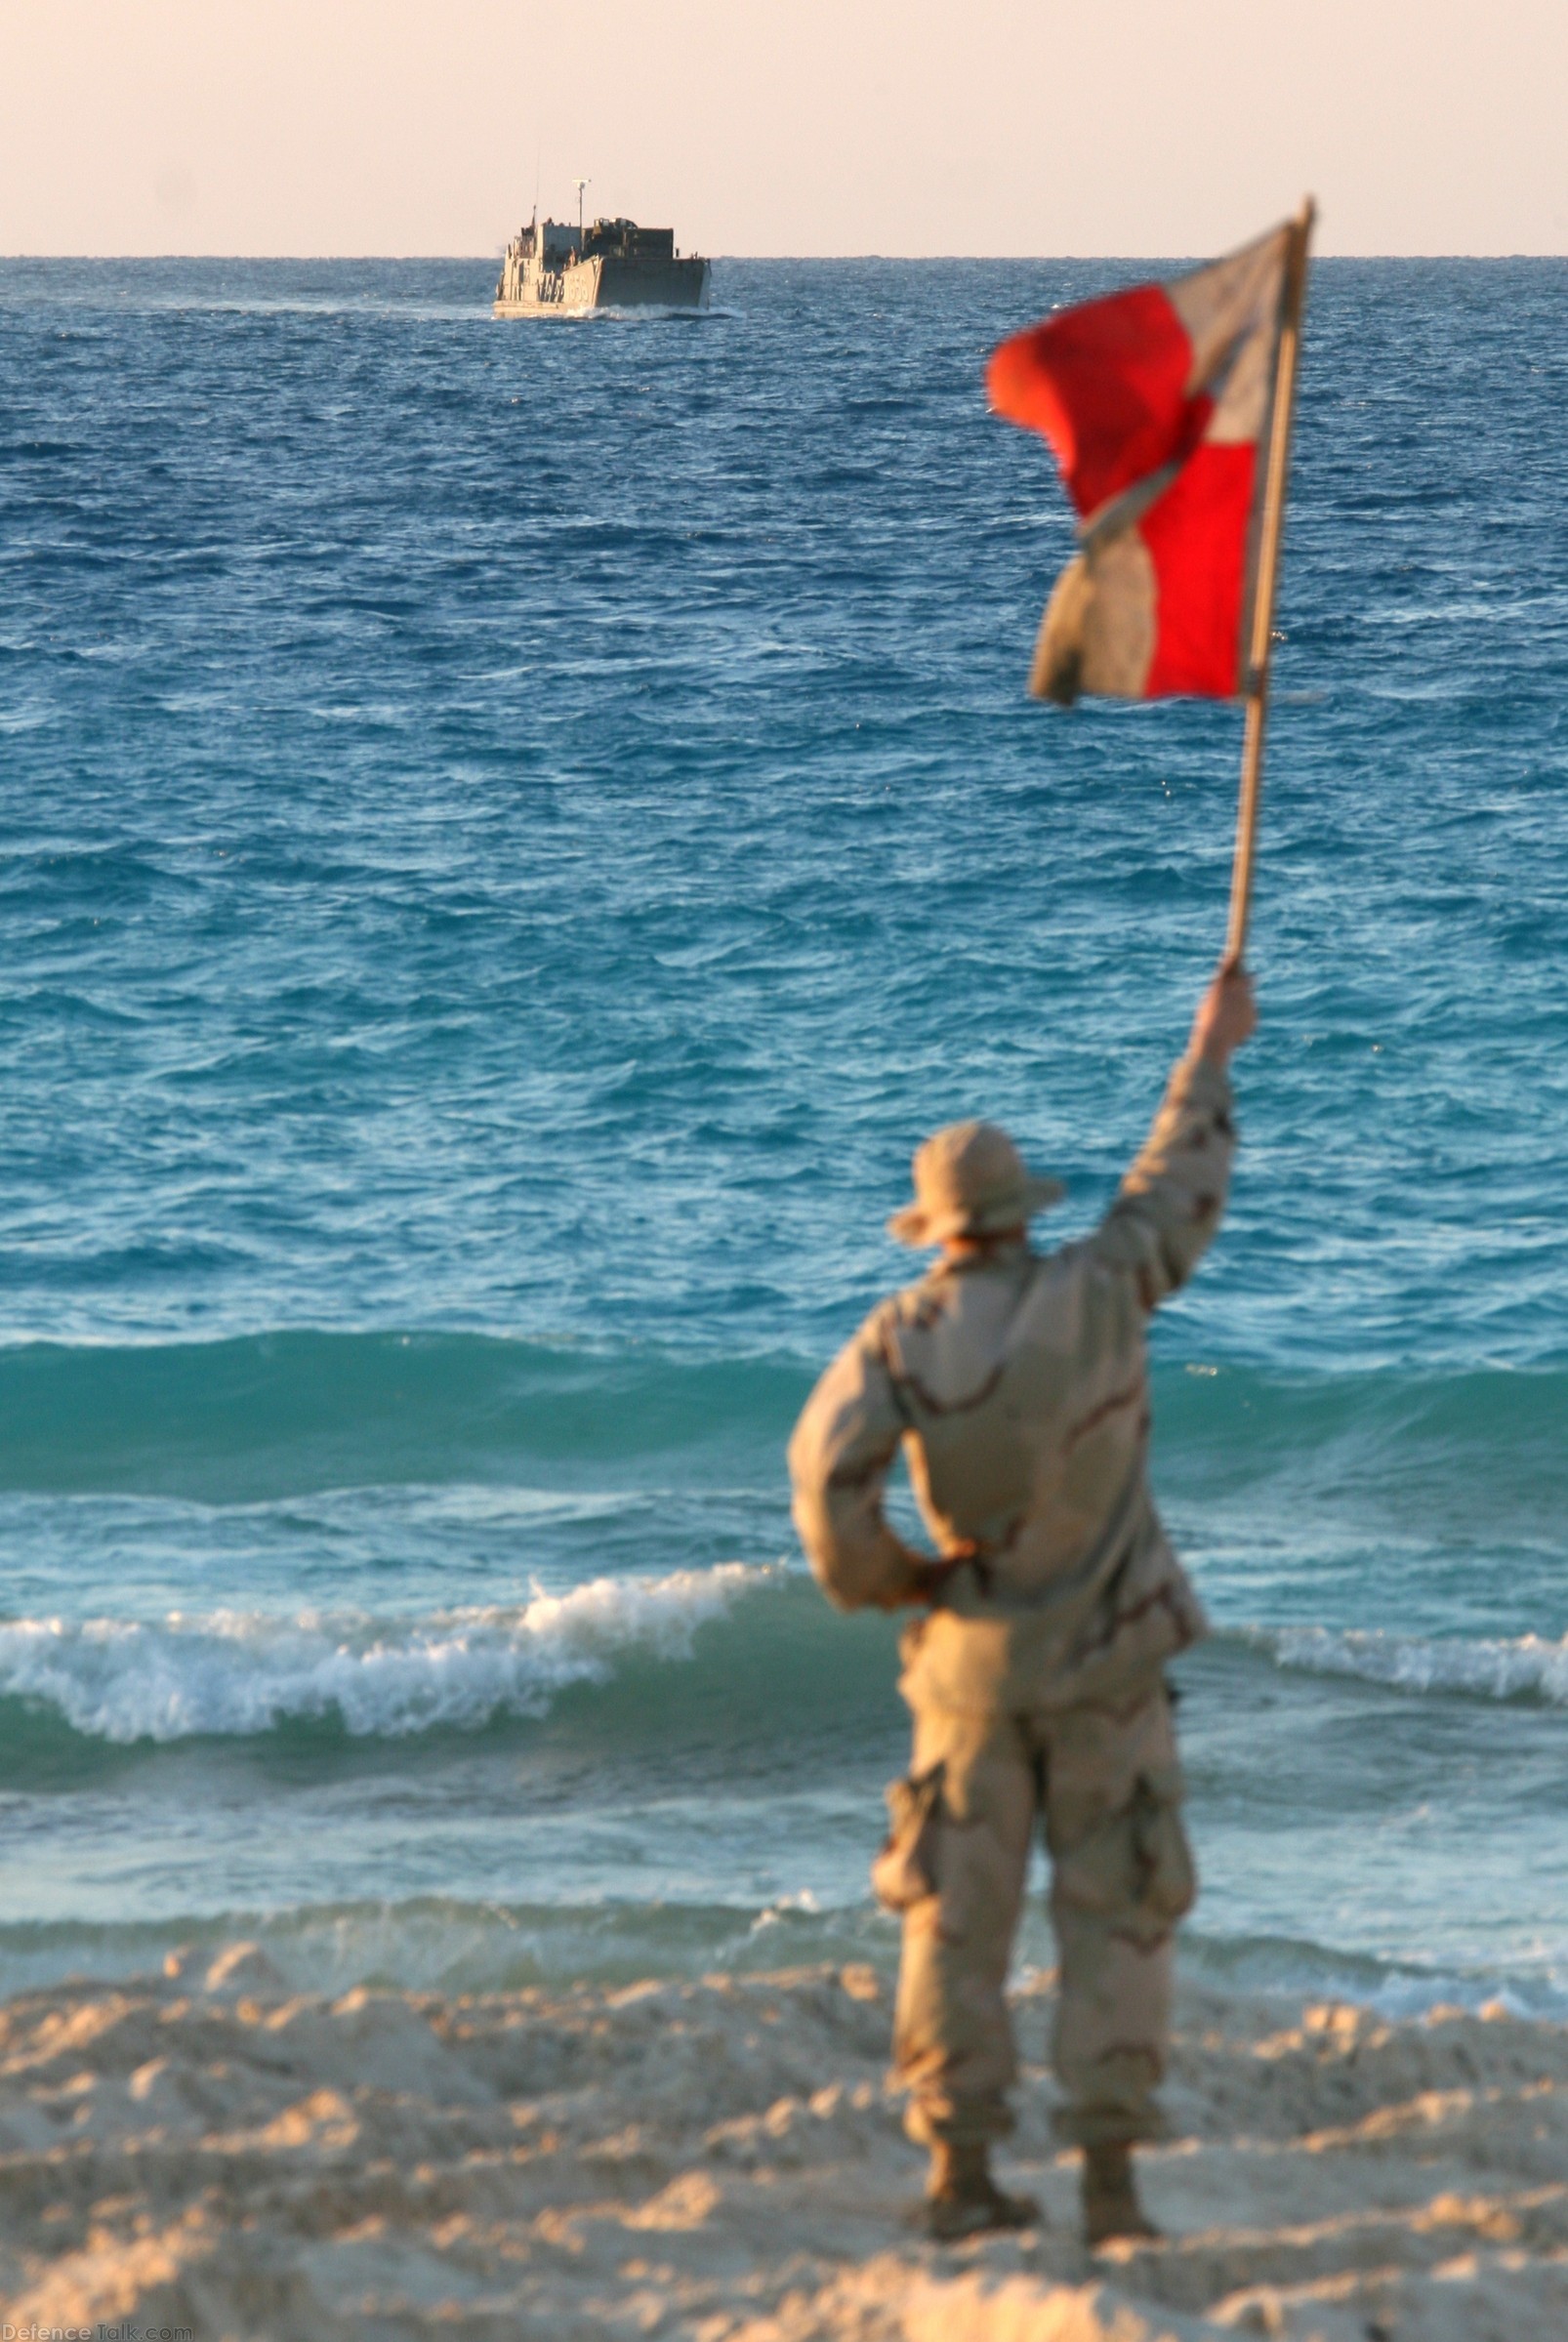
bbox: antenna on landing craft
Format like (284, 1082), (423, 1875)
(576, 178), (590, 239)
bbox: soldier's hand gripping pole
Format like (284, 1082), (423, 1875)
(1189, 963), (1258, 1069)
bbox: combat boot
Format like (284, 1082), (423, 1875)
(1081, 2141), (1160, 2245)
(919, 2140), (1038, 2239)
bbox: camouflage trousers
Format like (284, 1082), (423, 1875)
(873, 1670), (1194, 2150)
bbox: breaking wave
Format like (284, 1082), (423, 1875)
(19, 1563), (1568, 1761)
(0, 1562), (774, 1744)
(1255, 1623), (1568, 1705)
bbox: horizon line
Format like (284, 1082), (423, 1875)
(4, 248), (1566, 266)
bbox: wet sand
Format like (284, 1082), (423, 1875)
(5, 1946), (1568, 2339)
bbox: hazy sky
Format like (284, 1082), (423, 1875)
(2, 0), (1563, 257)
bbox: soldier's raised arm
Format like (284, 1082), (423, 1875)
(788, 1312), (933, 1613)
(1089, 963), (1257, 1309)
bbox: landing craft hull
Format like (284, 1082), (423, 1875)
(493, 255), (711, 316)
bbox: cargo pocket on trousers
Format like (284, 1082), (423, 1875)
(871, 1762), (945, 1913)
(1131, 1762), (1196, 1923)
(1055, 1764), (1195, 1932)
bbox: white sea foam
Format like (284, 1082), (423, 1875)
(1260, 1623), (1568, 1705)
(0, 1562), (775, 1743)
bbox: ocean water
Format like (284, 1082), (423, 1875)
(2, 255), (1566, 2013)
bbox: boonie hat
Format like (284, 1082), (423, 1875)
(887, 1119), (1065, 1248)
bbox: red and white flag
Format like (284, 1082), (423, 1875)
(988, 223), (1297, 705)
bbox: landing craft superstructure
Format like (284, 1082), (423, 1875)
(494, 215), (711, 314)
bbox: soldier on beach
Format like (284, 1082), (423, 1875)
(789, 960), (1256, 2242)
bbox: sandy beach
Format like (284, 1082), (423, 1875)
(2, 1948), (1566, 2341)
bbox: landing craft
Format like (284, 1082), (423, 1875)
(493, 212), (712, 315)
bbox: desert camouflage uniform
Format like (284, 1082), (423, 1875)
(788, 1050), (1235, 2150)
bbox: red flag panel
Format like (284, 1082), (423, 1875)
(986, 285), (1197, 519)
(1140, 442), (1257, 698)
(988, 226), (1291, 703)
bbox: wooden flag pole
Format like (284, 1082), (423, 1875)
(1222, 197), (1315, 969)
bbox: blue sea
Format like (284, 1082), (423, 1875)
(2, 255), (1566, 2013)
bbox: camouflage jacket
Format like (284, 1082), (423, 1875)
(787, 1051), (1235, 1711)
